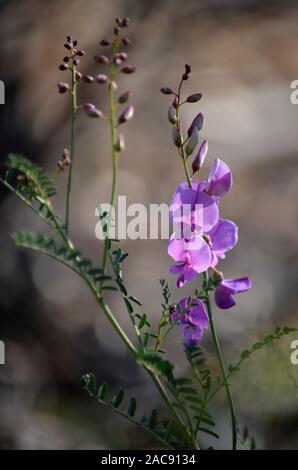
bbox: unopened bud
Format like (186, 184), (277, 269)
(168, 105), (177, 125)
(212, 268), (224, 283)
(187, 112), (204, 137)
(185, 64), (191, 74)
(118, 105), (134, 124)
(75, 71), (82, 81)
(77, 49), (85, 56)
(57, 82), (70, 94)
(57, 148), (71, 171)
(83, 103), (103, 118)
(186, 93), (202, 103)
(111, 81), (118, 91)
(160, 87), (173, 95)
(185, 128), (199, 157)
(58, 63), (68, 71)
(73, 58), (80, 66)
(100, 39), (111, 46)
(121, 65), (137, 74)
(63, 56), (70, 63)
(82, 75), (94, 83)
(64, 43), (72, 50)
(118, 90), (131, 104)
(172, 96), (179, 109)
(94, 54), (109, 64)
(192, 139), (208, 174)
(172, 127), (182, 148)
(115, 133), (125, 152)
(95, 74), (108, 84)
(121, 37), (131, 46)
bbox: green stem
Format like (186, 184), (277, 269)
(176, 79), (192, 188)
(65, 65), (77, 236)
(203, 271), (237, 450)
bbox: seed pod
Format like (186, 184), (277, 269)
(187, 112), (204, 137)
(118, 90), (131, 104)
(121, 65), (137, 74)
(192, 139), (208, 174)
(58, 63), (68, 71)
(168, 105), (177, 125)
(118, 105), (134, 124)
(57, 82), (70, 94)
(94, 54), (109, 64)
(115, 133), (125, 152)
(95, 74), (108, 84)
(160, 87), (173, 95)
(185, 128), (199, 157)
(172, 127), (182, 148)
(186, 93), (202, 103)
(82, 75), (94, 83)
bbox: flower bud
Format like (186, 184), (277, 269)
(83, 103), (103, 118)
(115, 133), (125, 152)
(57, 148), (71, 171)
(118, 105), (134, 124)
(82, 75), (94, 83)
(94, 54), (109, 64)
(186, 93), (202, 103)
(63, 56), (70, 62)
(212, 268), (224, 283)
(118, 90), (131, 104)
(192, 139), (208, 174)
(73, 40), (78, 47)
(187, 112), (204, 137)
(75, 71), (82, 81)
(185, 64), (191, 75)
(111, 81), (118, 91)
(121, 65), (137, 74)
(185, 128), (199, 156)
(58, 63), (68, 71)
(160, 87), (173, 95)
(168, 105), (177, 125)
(57, 82), (70, 94)
(172, 96), (179, 109)
(73, 58), (80, 66)
(117, 52), (128, 61)
(122, 37), (131, 46)
(64, 43), (72, 50)
(172, 127), (182, 148)
(100, 39), (111, 46)
(117, 17), (129, 28)
(95, 74), (108, 84)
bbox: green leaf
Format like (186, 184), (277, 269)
(112, 389), (124, 408)
(127, 397), (137, 417)
(98, 382), (108, 400)
(197, 427), (219, 439)
(148, 409), (158, 430)
(129, 295), (142, 306)
(165, 420), (175, 442)
(174, 377), (193, 386)
(137, 349), (174, 382)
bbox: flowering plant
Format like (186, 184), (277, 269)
(0, 18), (297, 450)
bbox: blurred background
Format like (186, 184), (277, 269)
(0, 0), (298, 450)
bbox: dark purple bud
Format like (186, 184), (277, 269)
(58, 63), (68, 71)
(82, 75), (94, 83)
(77, 50), (85, 56)
(185, 64), (191, 74)
(118, 90), (131, 104)
(185, 128), (199, 156)
(172, 127), (182, 147)
(83, 103), (103, 118)
(187, 112), (204, 137)
(115, 133), (125, 152)
(66, 36), (72, 43)
(182, 73), (189, 81)
(75, 71), (82, 81)
(73, 59), (80, 66)
(121, 65), (137, 74)
(118, 52), (128, 61)
(160, 87), (173, 95)
(119, 17), (129, 28)
(95, 74), (108, 84)
(63, 56), (70, 63)
(121, 37), (131, 46)
(100, 39), (111, 46)
(114, 26), (120, 35)
(168, 105), (177, 125)
(94, 54), (109, 64)
(64, 43), (72, 50)
(192, 139), (208, 174)
(172, 96), (179, 109)
(118, 105), (134, 124)
(186, 93), (202, 103)
(73, 40), (78, 47)
(57, 82), (70, 94)
(113, 57), (122, 66)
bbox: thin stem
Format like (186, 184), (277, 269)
(100, 37), (119, 285)
(65, 65), (77, 236)
(203, 270), (237, 450)
(176, 79), (192, 188)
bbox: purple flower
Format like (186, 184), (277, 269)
(168, 234), (212, 288)
(206, 218), (238, 267)
(172, 297), (209, 347)
(206, 159), (233, 196)
(214, 277), (252, 309)
(170, 180), (219, 237)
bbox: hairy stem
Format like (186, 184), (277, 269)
(65, 65), (77, 235)
(203, 271), (237, 450)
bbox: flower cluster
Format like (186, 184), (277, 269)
(161, 65), (251, 347)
